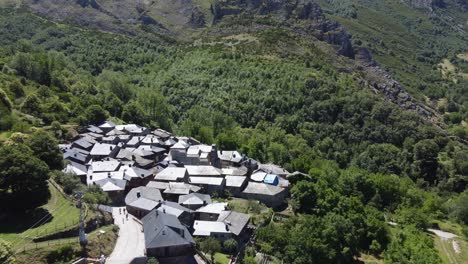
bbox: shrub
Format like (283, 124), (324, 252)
(223, 239), (238, 254)
(46, 245), (75, 263)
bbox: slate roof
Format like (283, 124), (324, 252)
(155, 167), (187, 181)
(63, 148), (88, 163)
(189, 177), (224, 186)
(85, 132), (104, 140)
(98, 120), (116, 129)
(119, 166), (153, 180)
(91, 160), (120, 172)
(242, 182), (285, 196)
(171, 141), (189, 149)
(73, 137), (95, 149)
(221, 166), (249, 176)
(94, 178), (126, 192)
(164, 138), (177, 147)
(153, 129), (172, 139)
(156, 201), (193, 217)
(116, 148), (133, 160)
(196, 202), (227, 215)
(90, 143), (117, 156)
(63, 161), (87, 176)
(217, 151), (243, 163)
(258, 164), (289, 176)
(185, 166), (222, 177)
(162, 182), (202, 195)
(125, 186), (163, 211)
(250, 171), (267, 182)
(87, 125), (104, 134)
(135, 145), (166, 154)
(187, 145), (213, 156)
(127, 136), (144, 146)
(106, 128), (126, 136)
(88, 171), (124, 185)
(146, 181), (169, 190)
(142, 210), (194, 249)
(178, 193), (211, 206)
(193, 221), (230, 236)
(217, 211), (250, 236)
(225, 176), (247, 188)
(141, 135), (162, 145)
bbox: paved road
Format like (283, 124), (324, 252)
(428, 228), (458, 240)
(106, 207), (146, 264)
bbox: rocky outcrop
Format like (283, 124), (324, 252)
(213, 0), (355, 58)
(355, 48), (435, 120)
(189, 6), (206, 28)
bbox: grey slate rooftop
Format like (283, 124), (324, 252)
(125, 186), (163, 211)
(178, 193), (211, 206)
(142, 210), (194, 249)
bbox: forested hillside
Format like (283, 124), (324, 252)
(0, 1), (467, 263)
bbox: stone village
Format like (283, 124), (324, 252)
(61, 120), (293, 262)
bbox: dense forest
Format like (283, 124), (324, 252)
(0, 3), (467, 263)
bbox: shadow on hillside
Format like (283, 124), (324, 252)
(0, 208), (53, 234)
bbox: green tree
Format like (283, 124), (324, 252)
(21, 93), (41, 116)
(83, 185), (111, 205)
(290, 180), (317, 213)
(84, 104), (108, 125)
(447, 191), (468, 225)
(121, 100), (149, 125)
(384, 226), (441, 264)
(51, 171), (83, 194)
(0, 143), (50, 211)
(8, 80), (25, 98)
(99, 71), (133, 102)
(26, 130), (63, 170)
(199, 237), (221, 264)
(223, 239), (238, 254)
(354, 144), (404, 175)
(394, 205), (429, 230)
(147, 257), (159, 264)
(413, 139), (439, 183)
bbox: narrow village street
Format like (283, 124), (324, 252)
(106, 207), (146, 264)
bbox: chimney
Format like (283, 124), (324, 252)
(163, 208), (166, 214)
(203, 200), (207, 205)
(136, 191), (141, 198)
(225, 224), (229, 231)
(107, 172), (111, 178)
(89, 175), (93, 180)
(110, 146), (113, 150)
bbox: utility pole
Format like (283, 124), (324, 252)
(77, 192), (88, 256)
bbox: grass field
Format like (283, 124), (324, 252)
(214, 252), (230, 264)
(0, 182), (80, 250)
(433, 235), (468, 264)
(15, 224), (118, 263)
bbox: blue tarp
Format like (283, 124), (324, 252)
(263, 174), (279, 186)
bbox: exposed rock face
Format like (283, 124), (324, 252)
(213, 0), (355, 58)
(189, 6), (206, 28)
(355, 49), (435, 120)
